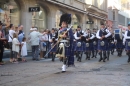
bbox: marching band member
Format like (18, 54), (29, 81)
(96, 22), (111, 62)
(49, 28), (58, 62)
(56, 13), (74, 72)
(106, 27), (113, 60)
(85, 29), (95, 60)
(74, 26), (87, 62)
(92, 28), (98, 58)
(110, 33), (115, 55)
(124, 22), (130, 63)
(114, 28), (123, 57)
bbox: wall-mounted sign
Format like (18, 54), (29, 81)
(29, 7), (40, 12)
(86, 21), (94, 24)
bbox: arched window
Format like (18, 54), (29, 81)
(72, 14), (79, 29)
(32, 6), (46, 30)
(55, 10), (63, 28)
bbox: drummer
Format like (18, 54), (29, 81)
(124, 22), (130, 63)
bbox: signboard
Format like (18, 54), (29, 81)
(86, 21), (94, 24)
(29, 7), (40, 12)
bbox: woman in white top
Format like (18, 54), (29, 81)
(12, 33), (20, 63)
(8, 24), (15, 62)
(39, 30), (48, 58)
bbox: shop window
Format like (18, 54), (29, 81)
(0, 0), (20, 26)
(55, 10), (63, 28)
(32, 7), (46, 30)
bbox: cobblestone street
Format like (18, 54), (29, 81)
(0, 52), (130, 86)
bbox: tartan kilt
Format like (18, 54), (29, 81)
(65, 40), (74, 57)
(93, 41), (98, 50)
(74, 41), (85, 52)
(98, 39), (108, 51)
(111, 43), (115, 49)
(116, 41), (123, 49)
(66, 40), (75, 66)
(49, 42), (57, 52)
(107, 42), (112, 51)
(85, 42), (93, 51)
(125, 40), (130, 50)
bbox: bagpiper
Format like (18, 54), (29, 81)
(114, 28), (123, 57)
(85, 29), (95, 60)
(106, 27), (113, 60)
(49, 28), (58, 62)
(124, 22), (130, 62)
(110, 33), (115, 55)
(96, 22), (111, 62)
(74, 26), (87, 62)
(92, 28), (98, 58)
(56, 13), (74, 72)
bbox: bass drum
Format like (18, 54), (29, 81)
(114, 29), (122, 40)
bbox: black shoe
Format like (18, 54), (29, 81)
(99, 58), (102, 62)
(62, 71), (66, 73)
(91, 56), (94, 58)
(32, 58), (36, 60)
(88, 57), (90, 60)
(36, 59), (40, 61)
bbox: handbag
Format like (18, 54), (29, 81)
(43, 42), (46, 47)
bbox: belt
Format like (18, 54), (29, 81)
(60, 40), (68, 42)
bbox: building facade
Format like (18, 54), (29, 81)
(0, 0), (108, 50)
(107, 0), (130, 31)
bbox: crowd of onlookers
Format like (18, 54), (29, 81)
(0, 21), (59, 66)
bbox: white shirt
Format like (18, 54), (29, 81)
(8, 30), (15, 42)
(48, 33), (58, 42)
(87, 33), (95, 39)
(74, 30), (87, 40)
(29, 31), (43, 46)
(124, 30), (130, 39)
(12, 38), (20, 53)
(96, 28), (111, 39)
(40, 34), (48, 42)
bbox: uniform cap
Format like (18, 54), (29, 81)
(59, 13), (71, 26)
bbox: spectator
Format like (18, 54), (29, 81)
(21, 37), (27, 62)
(18, 25), (24, 43)
(46, 29), (50, 58)
(0, 23), (6, 66)
(28, 27), (43, 61)
(39, 30), (48, 59)
(8, 24), (15, 63)
(12, 33), (20, 63)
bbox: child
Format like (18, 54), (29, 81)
(12, 33), (20, 63)
(21, 37), (27, 62)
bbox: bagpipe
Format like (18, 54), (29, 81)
(43, 25), (73, 58)
(79, 31), (86, 42)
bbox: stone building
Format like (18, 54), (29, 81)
(0, 0), (108, 49)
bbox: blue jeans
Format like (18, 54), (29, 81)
(32, 45), (39, 60)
